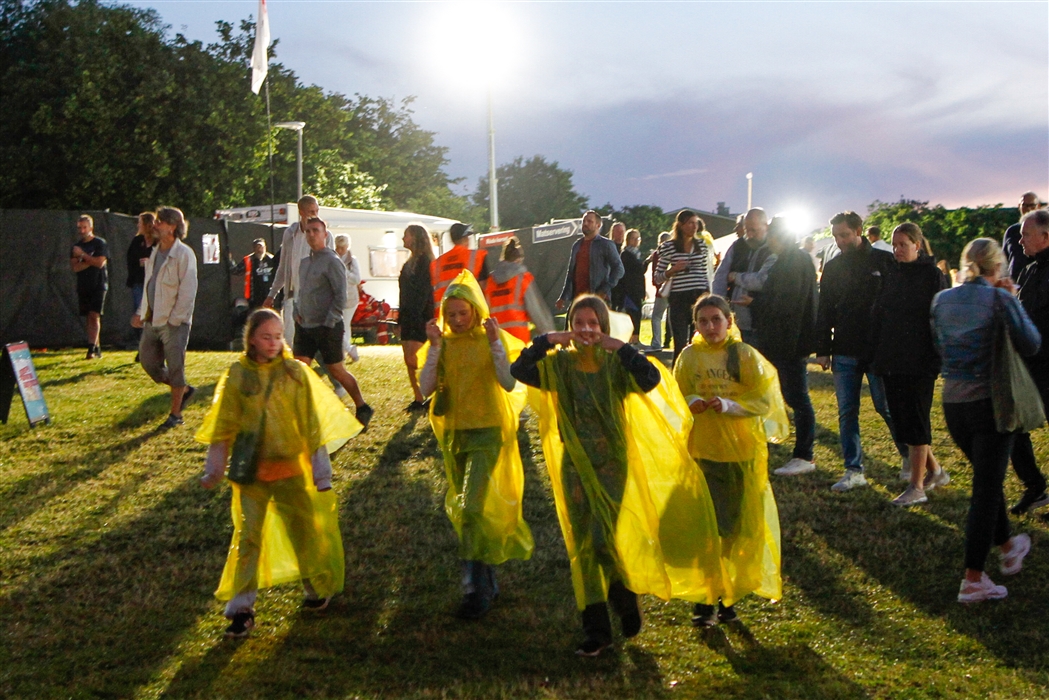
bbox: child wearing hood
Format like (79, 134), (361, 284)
(419, 270), (534, 619)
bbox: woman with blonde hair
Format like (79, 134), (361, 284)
(653, 210), (715, 360)
(931, 238), (1040, 603)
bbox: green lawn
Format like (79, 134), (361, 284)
(2, 347), (1048, 699)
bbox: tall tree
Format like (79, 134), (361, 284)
(0, 1), (461, 216)
(473, 155), (589, 231)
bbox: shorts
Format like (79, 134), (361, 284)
(399, 318), (428, 343)
(293, 321), (345, 366)
(140, 322), (191, 388)
(882, 373), (936, 446)
(78, 288), (107, 316)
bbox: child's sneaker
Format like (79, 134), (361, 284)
(575, 637), (612, 657)
(356, 403), (374, 432)
(691, 603), (718, 627)
(302, 596), (330, 611)
(717, 602), (738, 623)
(224, 611), (255, 638)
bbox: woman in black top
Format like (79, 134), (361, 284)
(619, 228), (647, 344)
(869, 223), (950, 506)
(125, 212), (156, 350)
(399, 224), (436, 411)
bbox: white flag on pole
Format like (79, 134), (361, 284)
(250, 0), (270, 94)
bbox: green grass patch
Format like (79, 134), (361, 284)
(2, 348), (1048, 698)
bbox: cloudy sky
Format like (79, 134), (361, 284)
(130, 0), (1048, 227)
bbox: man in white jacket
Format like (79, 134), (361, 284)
(131, 206), (198, 429)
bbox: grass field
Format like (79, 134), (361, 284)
(2, 347), (1048, 699)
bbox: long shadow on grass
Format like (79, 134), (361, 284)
(114, 382), (217, 431)
(0, 477), (230, 698)
(698, 625), (870, 698)
(776, 472), (1049, 680)
(209, 415), (667, 698)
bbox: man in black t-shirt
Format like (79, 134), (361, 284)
(70, 214), (109, 359)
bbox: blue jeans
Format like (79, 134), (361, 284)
(832, 355), (907, 470)
(650, 297), (668, 348)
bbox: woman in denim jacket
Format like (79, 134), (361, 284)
(930, 238), (1041, 604)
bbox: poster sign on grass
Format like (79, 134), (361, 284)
(0, 342), (50, 426)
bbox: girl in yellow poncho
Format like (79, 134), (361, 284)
(511, 295), (722, 657)
(418, 270), (533, 620)
(673, 295), (789, 627)
(197, 308), (362, 638)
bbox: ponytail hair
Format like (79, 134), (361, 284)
(959, 237), (1005, 281)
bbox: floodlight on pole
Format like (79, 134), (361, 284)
(487, 87), (499, 231)
(746, 172), (753, 211)
(275, 121), (306, 200)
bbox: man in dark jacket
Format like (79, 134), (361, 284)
(1008, 209), (1049, 514)
(1003, 191), (1042, 282)
(815, 211), (908, 493)
(748, 219), (819, 476)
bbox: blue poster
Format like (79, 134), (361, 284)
(6, 342), (50, 426)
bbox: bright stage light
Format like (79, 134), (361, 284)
(780, 209), (812, 237)
(424, 2), (523, 90)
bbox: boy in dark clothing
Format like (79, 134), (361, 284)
(70, 214), (108, 359)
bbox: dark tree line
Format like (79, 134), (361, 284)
(0, 0), (460, 216)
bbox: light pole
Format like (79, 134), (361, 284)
(487, 87), (499, 231)
(746, 172), (753, 211)
(275, 121), (306, 200)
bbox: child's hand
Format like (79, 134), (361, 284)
(598, 333), (624, 352)
(689, 398), (709, 414)
(425, 319), (442, 343)
(547, 331), (574, 346)
(483, 317), (500, 342)
(708, 397), (725, 413)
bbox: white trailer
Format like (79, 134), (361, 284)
(214, 203), (457, 308)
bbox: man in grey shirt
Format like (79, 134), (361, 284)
(293, 216), (372, 429)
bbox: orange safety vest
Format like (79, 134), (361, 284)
(430, 245), (487, 308)
(485, 272), (533, 342)
(242, 254), (253, 299)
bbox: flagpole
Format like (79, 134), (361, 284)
(265, 77), (275, 238)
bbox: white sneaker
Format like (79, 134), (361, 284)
(347, 344), (360, 363)
(958, 573), (1007, 603)
(892, 485), (928, 507)
(898, 456), (911, 482)
(831, 469), (868, 492)
(1000, 533), (1032, 576)
(923, 468), (950, 492)
(774, 458), (816, 476)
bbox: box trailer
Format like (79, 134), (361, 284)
(214, 204), (458, 308)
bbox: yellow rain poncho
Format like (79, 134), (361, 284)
(421, 270), (534, 564)
(673, 326), (789, 605)
(527, 343), (722, 610)
(196, 349), (362, 601)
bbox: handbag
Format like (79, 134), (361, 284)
(227, 367), (279, 485)
(658, 272), (674, 298)
(990, 296), (1045, 433)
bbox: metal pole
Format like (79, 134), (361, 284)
(746, 172), (753, 211)
(296, 127), (303, 200)
(487, 86), (499, 231)
(265, 79), (275, 231)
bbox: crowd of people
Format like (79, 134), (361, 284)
(68, 191), (1049, 653)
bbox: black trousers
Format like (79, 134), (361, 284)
(943, 399), (1015, 572)
(668, 288), (704, 361)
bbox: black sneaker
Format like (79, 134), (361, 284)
(455, 591), (490, 620)
(224, 611), (255, 638)
(691, 603), (717, 627)
(575, 637), (612, 657)
(302, 596), (330, 611)
(160, 414), (184, 429)
(356, 403), (374, 432)
(86, 345), (101, 359)
(133, 352), (140, 363)
(180, 385), (196, 412)
(1010, 489), (1049, 515)
(717, 602), (738, 623)
(406, 400), (426, 413)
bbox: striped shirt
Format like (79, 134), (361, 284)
(653, 238), (711, 294)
